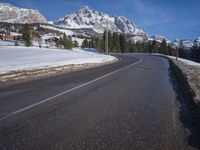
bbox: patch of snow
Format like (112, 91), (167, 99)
(0, 40), (15, 46)
(10, 32), (22, 36)
(173, 57), (200, 67)
(40, 25), (75, 36)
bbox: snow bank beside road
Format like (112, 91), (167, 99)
(0, 47), (116, 74)
(173, 57), (200, 67)
(166, 55), (200, 67)
(167, 55), (200, 137)
(154, 53), (200, 67)
(154, 53), (200, 103)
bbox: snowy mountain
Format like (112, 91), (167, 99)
(150, 35), (171, 44)
(0, 3), (198, 48)
(54, 6), (147, 37)
(171, 39), (181, 48)
(0, 3), (47, 24)
(194, 37), (200, 47)
(181, 39), (194, 49)
(172, 39), (195, 49)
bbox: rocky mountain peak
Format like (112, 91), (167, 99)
(78, 6), (93, 13)
(54, 6), (147, 38)
(0, 3), (47, 24)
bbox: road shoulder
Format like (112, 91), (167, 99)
(0, 58), (118, 88)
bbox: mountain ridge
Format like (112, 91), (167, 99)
(0, 3), (199, 48)
(0, 3), (47, 24)
(54, 6), (147, 38)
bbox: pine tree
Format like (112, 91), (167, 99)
(120, 34), (126, 53)
(95, 38), (103, 52)
(191, 44), (200, 62)
(159, 39), (167, 54)
(108, 31), (112, 51)
(102, 31), (106, 53)
(112, 32), (120, 52)
(56, 35), (74, 50)
(90, 38), (95, 48)
(81, 39), (89, 48)
(151, 40), (157, 53)
(22, 25), (32, 47)
(178, 41), (187, 59)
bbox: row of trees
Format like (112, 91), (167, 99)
(81, 31), (176, 56)
(178, 44), (200, 63)
(56, 34), (74, 49)
(20, 26), (200, 63)
(190, 45), (200, 62)
(21, 25), (76, 49)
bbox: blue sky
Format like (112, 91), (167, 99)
(2, 0), (200, 40)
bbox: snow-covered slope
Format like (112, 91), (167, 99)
(0, 47), (116, 74)
(54, 6), (147, 37)
(40, 25), (74, 36)
(0, 3), (47, 23)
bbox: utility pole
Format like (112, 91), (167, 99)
(105, 20), (109, 55)
(176, 48), (178, 61)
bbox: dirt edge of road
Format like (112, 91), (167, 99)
(168, 58), (200, 147)
(0, 58), (118, 87)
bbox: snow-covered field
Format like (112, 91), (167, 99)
(0, 47), (116, 74)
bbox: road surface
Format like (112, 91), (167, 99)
(0, 54), (199, 150)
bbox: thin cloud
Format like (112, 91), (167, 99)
(141, 18), (173, 28)
(129, 0), (156, 16)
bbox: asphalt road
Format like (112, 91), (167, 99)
(0, 54), (199, 150)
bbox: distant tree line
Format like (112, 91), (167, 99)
(56, 34), (74, 49)
(81, 31), (177, 56)
(178, 42), (200, 63)
(21, 25), (77, 49)
(18, 26), (200, 63)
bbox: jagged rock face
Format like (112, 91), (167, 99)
(0, 3), (47, 24)
(54, 6), (147, 37)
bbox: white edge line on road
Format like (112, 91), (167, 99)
(0, 57), (143, 121)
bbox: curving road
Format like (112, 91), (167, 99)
(0, 54), (198, 150)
